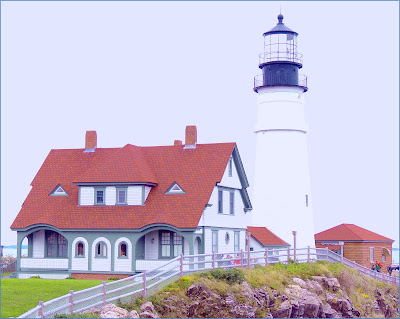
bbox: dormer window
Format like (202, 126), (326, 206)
(95, 187), (105, 205)
(165, 182), (186, 194)
(50, 184), (68, 196)
(116, 187), (127, 205)
(229, 157), (233, 177)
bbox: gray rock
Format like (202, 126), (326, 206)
(139, 311), (158, 318)
(306, 279), (324, 294)
(100, 304), (129, 318)
(323, 303), (341, 318)
(127, 310), (140, 318)
(140, 301), (155, 314)
(230, 304), (258, 318)
(292, 277), (308, 288)
(272, 300), (292, 318)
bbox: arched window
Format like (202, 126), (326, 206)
(76, 242), (85, 257)
(119, 242), (128, 258)
(46, 231), (67, 258)
(96, 241), (107, 258)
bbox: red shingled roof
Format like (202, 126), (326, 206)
(314, 224), (394, 242)
(247, 226), (289, 246)
(11, 143), (236, 230)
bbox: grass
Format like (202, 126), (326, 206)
(113, 262), (399, 318)
(1, 278), (104, 318)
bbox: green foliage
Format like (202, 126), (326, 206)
(107, 277), (121, 281)
(65, 276), (77, 280)
(1, 278), (103, 318)
(209, 268), (245, 284)
(29, 275), (42, 279)
(163, 276), (193, 291)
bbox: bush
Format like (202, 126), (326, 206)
(65, 276), (77, 280)
(209, 268), (245, 284)
(107, 277), (121, 281)
(29, 276), (41, 279)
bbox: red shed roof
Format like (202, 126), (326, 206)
(314, 224), (394, 242)
(11, 142), (248, 230)
(247, 226), (289, 246)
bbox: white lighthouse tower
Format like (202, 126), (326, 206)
(252, 14), (315, 249)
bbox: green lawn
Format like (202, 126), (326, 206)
(1, 278), (104, 318)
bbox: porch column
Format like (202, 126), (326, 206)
(130, 233), (142, 273)
(16, 232), (25, 275)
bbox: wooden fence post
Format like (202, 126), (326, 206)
(240, 249), (243, 268)
(180, 253), (183, 277)
(307, 246), (310, 263)
(287, 246), (290, 264)
(142, 270), (147, 298)
(38, 301), (44, 318)
(102, 281), (106, 306)
(264, 248), (268, 266)
(69, 290), (74, 314)
(212, 251), (215, 270)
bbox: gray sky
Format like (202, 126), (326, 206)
(1, 1), (399, 247)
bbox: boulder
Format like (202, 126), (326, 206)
(306, 279), (324, 294)
(312, 276), (341, 291)
(100, 304), (129, 318)
(323, 303), (341, 318)
(139, 311), (158, 318)
(127, 310), (140, 318)
(140, 301), (155, 314)
(292, 277), (308, 289)
(230, 304), (257, 318)
(271, 300), (292, 318)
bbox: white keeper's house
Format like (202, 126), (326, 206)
(11, 127), (288, 279)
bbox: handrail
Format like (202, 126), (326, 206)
(17, 246), (399, 318)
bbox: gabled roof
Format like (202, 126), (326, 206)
(11, 142), (251, 230)
(314, 224), (394, 242)
(248, 226), (289, 246)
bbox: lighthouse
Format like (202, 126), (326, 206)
(252, 14), (315, 249)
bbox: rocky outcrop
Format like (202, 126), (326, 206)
(87, 275), (399, 318)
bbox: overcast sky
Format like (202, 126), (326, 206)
(1, 1), (399, 247)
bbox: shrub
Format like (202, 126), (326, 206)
(29, 276), (41, 279)
(107, 277), (121, 281)
(65, 276), (77, 280)
(209, 268), (245, 284)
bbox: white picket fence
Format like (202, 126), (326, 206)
(17, 247), (399, 318)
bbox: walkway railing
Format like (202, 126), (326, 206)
(17, 247), (399, 318)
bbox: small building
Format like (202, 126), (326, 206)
(315, 224), (394, 272)
(248, 226), (289, 263)
(11, 126), (284, 279)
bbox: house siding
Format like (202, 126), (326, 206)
(218, 156), (241, 189)
(91, 237), (112, 271)
(105, 187), (116, 205)
(80, 187), (94, 206)
(198, 187), (250, 228)
(71, 237), (89, 271)
(127, 186), (142, 205)
(145, 231), (158, 260)
(114, 237), (132, 272)
(32, 230), (45, 258)
(144, 186), (151, 203)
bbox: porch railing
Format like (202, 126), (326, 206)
(17, 247), (399, 318)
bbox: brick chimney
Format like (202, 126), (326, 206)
(184, 126), (197, 149)
(84, 131), (97, 152)
(174, 140), (182, 146)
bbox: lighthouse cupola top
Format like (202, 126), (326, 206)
(254, 14), (308, 93)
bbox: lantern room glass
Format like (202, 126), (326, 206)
(261, 33), (300, 64)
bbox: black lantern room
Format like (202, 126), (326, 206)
(254, 14), (307, 92)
